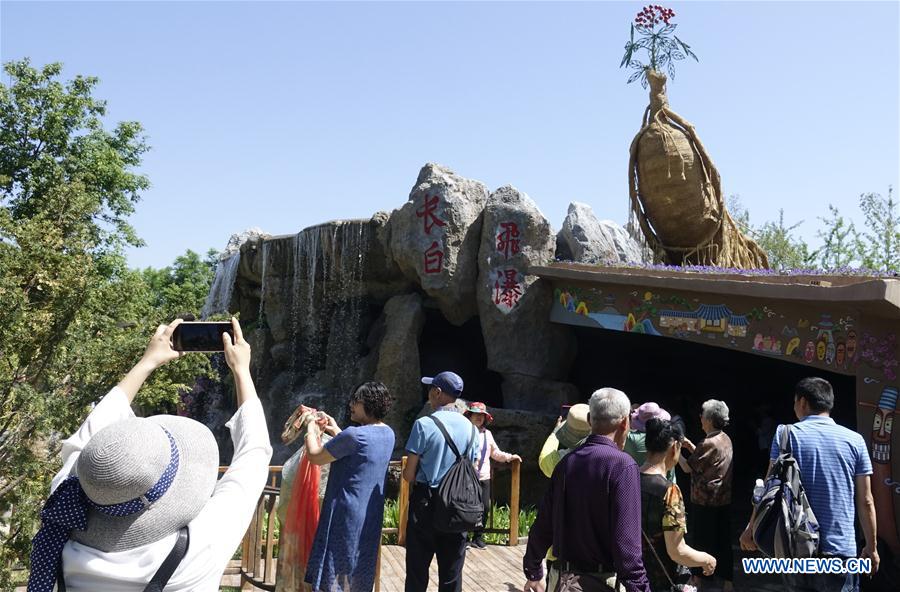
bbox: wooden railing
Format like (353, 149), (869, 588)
(228, 456), (522, 591)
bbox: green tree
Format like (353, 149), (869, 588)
(0, 60), (214, 581)
(816, 204), (862, 270)
(753, 210), (815, 270)
(727, 197), (814, 271)
(858, 186), (900, 272)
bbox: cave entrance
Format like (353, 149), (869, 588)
(566, 324), (857, 528)
(417, 302), (503, 408)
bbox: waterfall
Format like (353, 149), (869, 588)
(258, 240), (270, 326)
(288, 221), (370, 398)
(201, 254), (241, 319)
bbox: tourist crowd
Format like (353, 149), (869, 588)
(25, 318), (880, 592)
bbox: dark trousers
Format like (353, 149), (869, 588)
(690, 504), (734, 582)
(405, 484), (467, 592)
(472, 479), (491, 538)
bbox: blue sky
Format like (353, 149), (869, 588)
(2, 1), (898, 269)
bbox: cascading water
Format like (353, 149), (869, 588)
(257, 240), (270, 326)
(287, 221), (370, 408)
(201, 254), (241, 319)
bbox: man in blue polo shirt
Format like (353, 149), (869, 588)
(402, 371), (478, 592)
(740, 377), (879, 591)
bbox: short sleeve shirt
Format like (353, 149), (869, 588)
(769, 416), (873, 557)
(405, 409), (477, 487)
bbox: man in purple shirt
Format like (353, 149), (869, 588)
(523, 388), (651, 592)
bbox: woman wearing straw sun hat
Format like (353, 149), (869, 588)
(27, 318), (272, 592)
(537, 403), (591, 478)
(463, 401), (521, 550)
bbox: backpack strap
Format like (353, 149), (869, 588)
(56, 526), (189, 592)
(779, 424), (793, 456)
(477, 430), (489, 473)
(428, 415), (462, 461)
(144, 526), (190, 592)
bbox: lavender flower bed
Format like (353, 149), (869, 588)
(622, 263), (897, 278)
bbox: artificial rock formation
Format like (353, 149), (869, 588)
(476, 186), (576, 386)
(387, 164), (489, 326)
(556, 201), (648, 265)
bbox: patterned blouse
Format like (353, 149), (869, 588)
(640, 473), (687, 592)
(687, 430), (733, 507)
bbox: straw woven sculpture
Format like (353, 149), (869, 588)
(628, 70), (769, 269)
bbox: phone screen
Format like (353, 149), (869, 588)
(172, 322), (233, 352)
(560, 405), (572, 419)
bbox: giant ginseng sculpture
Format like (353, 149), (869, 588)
(622, 5), (769, 269)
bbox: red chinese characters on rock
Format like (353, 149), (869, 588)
(496, 222), (520, 260)
(417, 194), (446, 275)
(416, 195), (446, 235)
(424, 241), (444, 275)
(494, 268), (523, 311)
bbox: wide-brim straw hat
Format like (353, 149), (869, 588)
(70, 414), (218, 552)
(555, 404), (591, 449)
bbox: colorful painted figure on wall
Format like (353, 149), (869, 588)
(804, 341), (815, 363)
(836, 342), (846, 366)
(871, 386), (900, 556)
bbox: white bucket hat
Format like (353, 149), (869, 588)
(70, 414), (219, 552)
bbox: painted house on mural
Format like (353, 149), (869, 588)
(533, 263), (900, 564)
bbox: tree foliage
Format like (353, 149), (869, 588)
(0, 60), (216, 581)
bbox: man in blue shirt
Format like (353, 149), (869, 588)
(402, 371), (477, 592)
(740, 377), (879, 591)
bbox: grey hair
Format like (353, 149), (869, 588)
(702, 399), (730, 429)
(589, 388), (631, 433)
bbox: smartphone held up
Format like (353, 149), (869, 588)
(172, 321), (234, 352)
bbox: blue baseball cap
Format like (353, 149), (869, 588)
(421, 371), (464, 396)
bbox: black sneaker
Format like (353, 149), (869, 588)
(471, 538), (487, 550)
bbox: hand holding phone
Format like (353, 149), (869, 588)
(172, 321), (234, 352)
(560, 405), (572, 419)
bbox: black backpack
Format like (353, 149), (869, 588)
(427, 415), (484, 533)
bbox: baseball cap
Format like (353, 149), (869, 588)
(421, 371), (464, 396)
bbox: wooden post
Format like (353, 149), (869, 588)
(374, 539), (382, 592)
(264, 493), (277, 584)
(398, 456), (409, 546)
(508, 458), (520, 546)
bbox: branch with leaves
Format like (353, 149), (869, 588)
(620, 4), (698, 87)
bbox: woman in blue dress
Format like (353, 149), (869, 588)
(303, 381), (396, 592)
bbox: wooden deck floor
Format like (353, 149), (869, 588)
(378, 544), (527, 592)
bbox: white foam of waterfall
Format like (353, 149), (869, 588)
(201, 254), (241, 319)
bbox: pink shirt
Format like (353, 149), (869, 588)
(475, 428), (514, 481)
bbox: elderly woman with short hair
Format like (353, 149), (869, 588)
(678, 399), (734, 592)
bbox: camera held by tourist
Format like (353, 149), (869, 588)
(640, 418), (715, 592)
(27, 318), (272, 592)
(464, 401), (522, 550)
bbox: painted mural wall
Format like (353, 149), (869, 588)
(549, 281), (900, 555)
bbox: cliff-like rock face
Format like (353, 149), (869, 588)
(203, 163), (638, 499)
